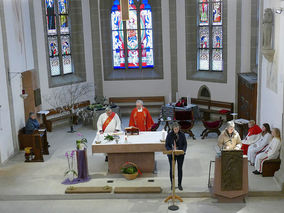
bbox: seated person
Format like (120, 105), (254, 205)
(129, 100), (154, 131)
(218, 121), (242, 150)
(253, 128), (281, 175)
(247, 123), (272, 166)
(25, 112), (40, 134)
(241, 120), (262, 155)
(97, 107), (121, 133)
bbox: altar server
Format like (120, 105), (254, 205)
(129, 100), (154, 131)
(241, 120), (262, 155)
(253, 128), (281, 175)
(218, 121), (242, 150)
(247, 123), (272, 165)
(97, 107), (121, 133)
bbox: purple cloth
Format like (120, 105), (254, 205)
(61, 177), (91, 185)
(77, 149), (89, 179)
(61, 149), (90, 185)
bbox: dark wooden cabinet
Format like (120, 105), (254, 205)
(238, 73), (257, 121)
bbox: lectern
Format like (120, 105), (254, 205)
(163, 149), (184, 211)
(213, 150), (248, 202)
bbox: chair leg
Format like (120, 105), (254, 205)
(201, 129), (207, 137)
(217, 129), (221, 135)
(188, 130), (196, 140)
(202, 130), (208, 139)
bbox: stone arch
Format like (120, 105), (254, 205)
(198, 85), (211, 100)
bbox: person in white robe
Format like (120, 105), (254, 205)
(242, 120), (262, 145)
(247, 123), (272, 165)
(241, 120), (263, 155)
(96, 107), (121, 162)
(253, 128), (281, 175)
(97, 107), (121, 133)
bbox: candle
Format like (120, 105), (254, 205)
(168, 92), (172, 104)
(187, 96), (191, 106)
(176, 92), (179, 102)
(162, 130), (166, 141)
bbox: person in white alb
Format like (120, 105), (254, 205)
(247, 123), (272, 166)
(253, 128), (281, 175)
(97, 107), (121, 162)
(97, 107), (121, 133)
(241, 120), (262, 155)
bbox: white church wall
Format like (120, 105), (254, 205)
(102, 0), (172, 103)
(240, 0), (251, 73)
(0, 15), (14, 164)
(34, 0), (95, 110)
(0, 0), (35, 163)
(177, 0), (237, 104)
(259, 0), (284, 130)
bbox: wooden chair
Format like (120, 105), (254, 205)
(18, 128), (50, 162)
(174, 110), (195, 139)
(262, 158), (281, 177)
(151, 120), (161, 131)
(18, 128), (46, 162)
(200, 117), (223, 139)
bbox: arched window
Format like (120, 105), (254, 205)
(198, 0), (223, 72)
(45, 0), (73, 76)
(111, 0), (154, 70)
(198, 85), (211, 100)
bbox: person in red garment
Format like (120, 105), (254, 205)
(241, 120), (262, 155)
(129, 100), (154, 131)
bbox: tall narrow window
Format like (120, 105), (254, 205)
(45, 0), (73, 76)
(111, 0), (154, 70)
(198, 0), (223, 72)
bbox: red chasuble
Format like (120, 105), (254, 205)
(129, 107), (154, 131)
(102, 112), (115, 132)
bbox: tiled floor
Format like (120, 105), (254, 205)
(1, 198), (284, 213)
(0, 116), (281, 199)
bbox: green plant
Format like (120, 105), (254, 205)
(121, 166), (138, 174)
(104, 135), (115, 141)
(64, 150), (78, 179)
(76, 133), (88, 149)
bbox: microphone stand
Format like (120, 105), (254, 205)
(164, 139), (184, 211)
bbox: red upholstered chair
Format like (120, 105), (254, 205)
(174, 110), (195, 140)
(151, 120), (161, 131)
(201, 117), (223, 139)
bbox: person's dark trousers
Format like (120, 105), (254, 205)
(168, 154), (185, 186)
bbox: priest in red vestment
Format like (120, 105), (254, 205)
(241, 120), (262, 155)
(129, 100), (154, 131)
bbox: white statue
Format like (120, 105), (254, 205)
(262, 8), (273, 50)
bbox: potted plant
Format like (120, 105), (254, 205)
(76, 133), (88, 150)
(121, 162), (141, 180)
(64, 150), (77, 182)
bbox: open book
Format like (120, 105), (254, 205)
(125, 126), (140, 135)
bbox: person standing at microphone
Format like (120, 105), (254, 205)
(165, 122), (187, 191)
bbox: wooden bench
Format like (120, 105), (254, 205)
(191, 98), (234, 121)
(43, 100), (90, 132)
(262, 158), (281, 177)
(109, 96), (165, 115)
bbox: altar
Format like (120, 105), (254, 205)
(92, 131), (167, 173)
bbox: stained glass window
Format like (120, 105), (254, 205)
(111, 0), (154, 69)
(45, 0), (73, 76)
(198, 0), (223, 71)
